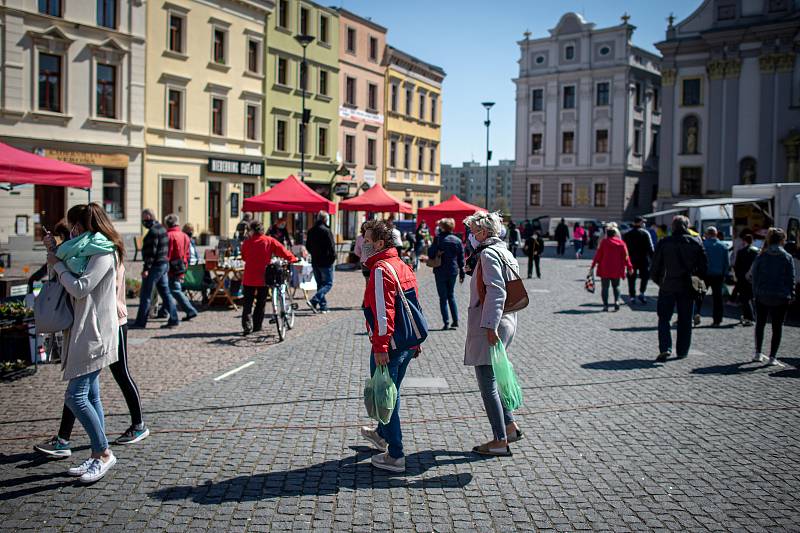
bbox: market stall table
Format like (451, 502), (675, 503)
(207, 265), (244, 310)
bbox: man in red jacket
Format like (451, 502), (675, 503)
(164, 213), (197, 327)
(359, 219), (421, 473)
(240, 221), (297, 335)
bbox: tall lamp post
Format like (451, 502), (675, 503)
(481, 102), (494, 209)
(295, 34), (315, 182)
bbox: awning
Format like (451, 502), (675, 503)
(339, 183), (413, 214)
(0, 142), (92, 188)
(242, 174), (336, 214)
(674, 197), (771, 208)
(641, 207), (687, 218)
(417, 195), (486, 234)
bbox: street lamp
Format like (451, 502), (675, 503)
(295, 33), (315, 181)
(481, 102), (494, 210)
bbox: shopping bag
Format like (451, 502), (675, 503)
(490, 341), (523, 411)
(363, 365), (397, 425)
(584, 272), (596, 294)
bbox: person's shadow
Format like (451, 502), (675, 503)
(149, 448), (487, 504)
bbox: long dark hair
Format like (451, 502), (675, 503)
(67, 203), (125, 262)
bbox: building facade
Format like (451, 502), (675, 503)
(441, 160), (515, 213)
(0, 0), (146, 244)
(144, 0), (272, 241)
(656, 0), (800, 208)
(383, 46), (445, 215)
(263, 0), (339, 203)
(511, 13), (661, 224)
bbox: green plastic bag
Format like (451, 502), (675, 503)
(490, 341), (523, 410)
(364, 365), (397, 425)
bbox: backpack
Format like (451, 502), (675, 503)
(368, 261), (428, 351)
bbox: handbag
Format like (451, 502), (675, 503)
(169, 258), (187, 276)
(677, 248), (707, 297)
(373, 261), (428, 351)
(425, 251), (443, 268)
(585, 272), (596, 293)
(476, 247), (529, 313)
(34, 277), (74, 334)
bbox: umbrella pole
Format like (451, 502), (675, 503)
(86, 187), (92, 203)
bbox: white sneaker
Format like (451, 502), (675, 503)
(752, 352), (766, 363)
(371, 452), (405, 473)
(79, 454), (116, 484)
(360, 426), (387, 452)
(67, 457), (95, 477)
(768, 357), (785, 367)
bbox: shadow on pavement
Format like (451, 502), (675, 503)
(769, 357), (800, 379)
(149, 449), (485, 504)
(690, 362), (764, 375)
(0, 470), (73, 501)
(581, 359), (661, 371)
(553, 309), (604, 315)
(609, 326), (659, 332)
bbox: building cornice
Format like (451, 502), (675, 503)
(0, 5), (146, 43)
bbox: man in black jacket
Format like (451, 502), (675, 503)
(554, 218), (569, 256)
(305, 211), (336, 313)
(132, 209), (177, 328)
(623, 216), (654, 304)
(651, 215), (708, 361)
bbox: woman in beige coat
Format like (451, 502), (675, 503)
(464, 211), (523, 456)
(44, 204), (123, 484)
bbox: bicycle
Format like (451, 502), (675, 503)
(265, 260), (296, 341)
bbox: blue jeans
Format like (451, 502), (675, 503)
(134, 261), (176, 326)
(64, 370), (107, 454)
(475, 364), (515, 441)
(168, 277), (198, 319)
(657, 291), (695, 356)
(311, 266), (334, 311)
(369, 349), (414, 459)
(434, 273), (458, 325)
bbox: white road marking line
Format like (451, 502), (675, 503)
(529, 289), (550, 293)
(214, 361), (255, 381)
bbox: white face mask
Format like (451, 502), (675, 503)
(361, 242), (377, 262)
(468, 234), (480, 249)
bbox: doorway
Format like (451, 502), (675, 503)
(161, 177), (186, 222)
(208, 181), (221, 236)
(34, 185), (65, 240)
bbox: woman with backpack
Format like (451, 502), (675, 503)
(749, 228), (796, 366)
(463, 211), (524, 457)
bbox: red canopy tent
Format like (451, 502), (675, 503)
(417, 195), (486, 234)
(339, 183), (413, 214)
(0, 142), (91, 188)
(242, 174), (335, 214)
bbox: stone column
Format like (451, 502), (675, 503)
(706, 59), (726, 193)
(774, 53), (795, 180)
(722, 59), (740, 191)
(758, 54), (777, 180)
(658, 68), (676, 199)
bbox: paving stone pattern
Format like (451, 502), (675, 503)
(1, 251), (799, 532)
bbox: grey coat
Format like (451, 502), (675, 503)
(464, 239), (519, 366)
(53, 253), (119, 381)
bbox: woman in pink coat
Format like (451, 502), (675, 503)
(590, 227), (633, 311)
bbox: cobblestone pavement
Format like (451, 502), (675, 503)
(1, 250), (799, 532)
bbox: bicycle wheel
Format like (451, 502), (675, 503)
(284, 284), (296, 329)
(272, 286), (285, 341)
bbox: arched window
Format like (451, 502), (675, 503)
(739, 157), (757, 185)
(682, 115), (700, 154)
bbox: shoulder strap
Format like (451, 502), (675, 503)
(376, 261), (409, 306)
(482, 246), (522, 282)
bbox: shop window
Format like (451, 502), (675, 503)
(102, 168), (125, 220)
(243, 183), (255, 199)
(96, 64), (117, 119)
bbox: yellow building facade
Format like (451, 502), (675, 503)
(382, 46), (445, 215)
(144, 0), (273, 241)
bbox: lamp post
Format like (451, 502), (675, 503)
(295, 34), (314, 181)
(481, 102), (494, 209)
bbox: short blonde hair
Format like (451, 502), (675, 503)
(437, 218), (455, 232)
(463, 211), (503, 237)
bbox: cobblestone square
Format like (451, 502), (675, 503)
(1, 251), (799, 532)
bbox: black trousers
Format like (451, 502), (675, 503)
(556, 240), (566, 255)
(600, 278), (620, 307)
(755, 301), (789, 357)
(242, 285), (269, 331)
(59, 325), (143, 439)
(627, 264), (650, 297)
(704, 275), (725, 324)
(527, 255), (540, 278)
(737, 281), (754, 321)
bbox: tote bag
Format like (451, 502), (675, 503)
(34, 279), (74, 334)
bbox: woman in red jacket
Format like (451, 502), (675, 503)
(240, 221), (296, 335)
(590, 227), (632, 311)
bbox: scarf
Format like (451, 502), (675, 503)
(55, 231), (117, 274)
(465, 236), (504, 276)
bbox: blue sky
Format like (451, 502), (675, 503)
(335, 0), (701, 165)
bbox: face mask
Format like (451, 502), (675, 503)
(143, 219), (154, 229)
(278, 223), (286, 229)
(468, 234), (480, 249)
(186, 231), (193, 238)
(69, 226), (80, 239)
(361, 242), (376, 262)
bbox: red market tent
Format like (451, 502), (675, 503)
(243, 174), (336, 214)
(417, 195), (486, 234)
(0, 142), (92, 188)
(339, 183), (413, 214)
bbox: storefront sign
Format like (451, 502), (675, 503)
(363, 170), (376, 187)
(338, 106), (384, 125)
(333, 183), (351, 197)
(208, 158), (264, 177)
(42, 149), (128, 168)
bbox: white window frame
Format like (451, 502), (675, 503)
(595, 80), (611, 107)
(210, 22), (230, 66)
(209, 94), (227, 137)
(345, 75), (357, 106)
(165, 85), (186, 131)
(344, 133), (356, 164)
(594, 128), (609, 154)
(244, 102), (261, 141)
(317, 124), (329, 157)
(366, 136), (377, 168)
(318, 14), (330, 44)
(367, 82), (378, 112)
(559, 178), (575, 207)
(531, 87), (545, 112)
(275, 56), (290, 87)
(528, 179), (543, 207)
(87, 40), (126, 121)
(561, 130), (575, 154)
(345, 25), (356, 54)
(368, 35), (378, 62)
(274, 115), (289, 152)
(317, 68), (328, 96)
(246, 36), (263, 75)
(530, 131), (544, 155)
(592, 178), (608, 208)
(30, 30), (72, 115)
(277, 0), (290, 30)
(165, 6), (188, 57)
(297, 3), (311, 37)
(562, 84), (576, 109)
